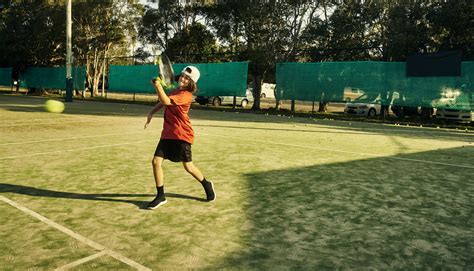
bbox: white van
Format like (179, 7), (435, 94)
(260, 83), (276, 98)
(248, 83), (276, 99)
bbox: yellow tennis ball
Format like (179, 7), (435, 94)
(44, 99), (65, 113)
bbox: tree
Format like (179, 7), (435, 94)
(73, 1), (142, 96)
(167, 23), (218, 63)
(204, 1), (246, 59)
(204, 0), (320, 110)
(274, 0), (321, 110)
(382, 3), (430, 61)
(138, 0), (204, 56)
(427, 0), (473, 60)
(0, 1), (65, 71)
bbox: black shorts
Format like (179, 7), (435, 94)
(154, 139), (192, 162)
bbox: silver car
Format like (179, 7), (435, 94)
(344, 94), (382, 117)
(195, 89), (254, 108)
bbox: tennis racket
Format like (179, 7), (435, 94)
(156, 53), (175, 88)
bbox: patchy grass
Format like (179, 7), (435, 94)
(1, 94), (473, 270)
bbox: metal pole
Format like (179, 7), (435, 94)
(65, 0), (73, 102)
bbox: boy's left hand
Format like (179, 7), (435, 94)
(144, 113), (153, 129)
(152, 76), (168, 88)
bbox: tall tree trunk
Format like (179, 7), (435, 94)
(86, 56), (93, 97)
(274, 86), (281, 110)
(318, 101), (328, 112)
(250, 60), (263, 110)
(100, 43), (111, 97)
(318, 92), (328, 112)
(251, 73), (262, 110)
(92, 48), (100, 96)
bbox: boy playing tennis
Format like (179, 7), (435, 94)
(144, 66), (215, 209)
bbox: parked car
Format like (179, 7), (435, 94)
(195, 89), (254, 107)
(344, 93), (382, 117)
(432, 86), (473, 122)
(436, 108), (473, 122)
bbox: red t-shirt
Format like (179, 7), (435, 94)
(161, 89), (194, 144)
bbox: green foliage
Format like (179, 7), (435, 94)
(72, 1), (142, 95)
(0, 0), (472, 96)
(205, 0), (247, 56)
(138, 0), (204, 55)
(167, 23), (218, 63)
(383, 3), (431, 61)
(427, 0), (474, 59)
(0, 1), (65, 70)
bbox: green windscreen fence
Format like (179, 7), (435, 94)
(109, 62), (249, 96)
(0, 67), (12, 86)
(276, 61), (473, 110)
(108, 64), (156, 93)
(20, 67), (86, 90)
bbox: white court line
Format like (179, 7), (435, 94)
(0, 140), (156, 160)
(0, 196), (150, 271)
(0, 131), (153, 146)
(0, 115), (97, 124)
(1, 119), (101, 127)
(1, 126), (471, 169)
(1, 112), (142, 122)
(216, 120), (473, 137)
(204, 133), (474, 169)
(1, 118), (72, 124)
(55, 251), (108, 270)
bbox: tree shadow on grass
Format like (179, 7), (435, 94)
(0, 183), (206, 209)
(215, 147), (474, 270)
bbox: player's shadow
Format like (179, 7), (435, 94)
(0, 183), (206, 209)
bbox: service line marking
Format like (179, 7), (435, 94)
(0, 196), (150, 271)
(0, 130), (154, 146)
(55, 251), (108, 270)
(0, 119), (104, 127)
(0, 140), (156, 160)
(1, 125), (471, 169)
(204, 133), (474, 170)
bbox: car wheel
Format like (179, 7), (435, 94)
(241, 99), (248, 108)
(213, 97), (221, 106)
(260, 93), (266, 98)
(368, 108), (376, 117)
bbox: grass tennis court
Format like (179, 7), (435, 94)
(1, 94), (473, 270)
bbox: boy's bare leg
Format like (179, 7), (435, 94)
(148, 156), (167, 209)
(182, 161), (204, 182)
(152, 156), (165, 186)
(183, 162), (215, 201)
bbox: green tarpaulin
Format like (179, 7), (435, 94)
(276, 61), (473, 110)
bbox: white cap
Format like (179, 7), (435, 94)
(181, 66), (200, 83)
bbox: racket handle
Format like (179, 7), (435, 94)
(154, 76), (175, 90)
